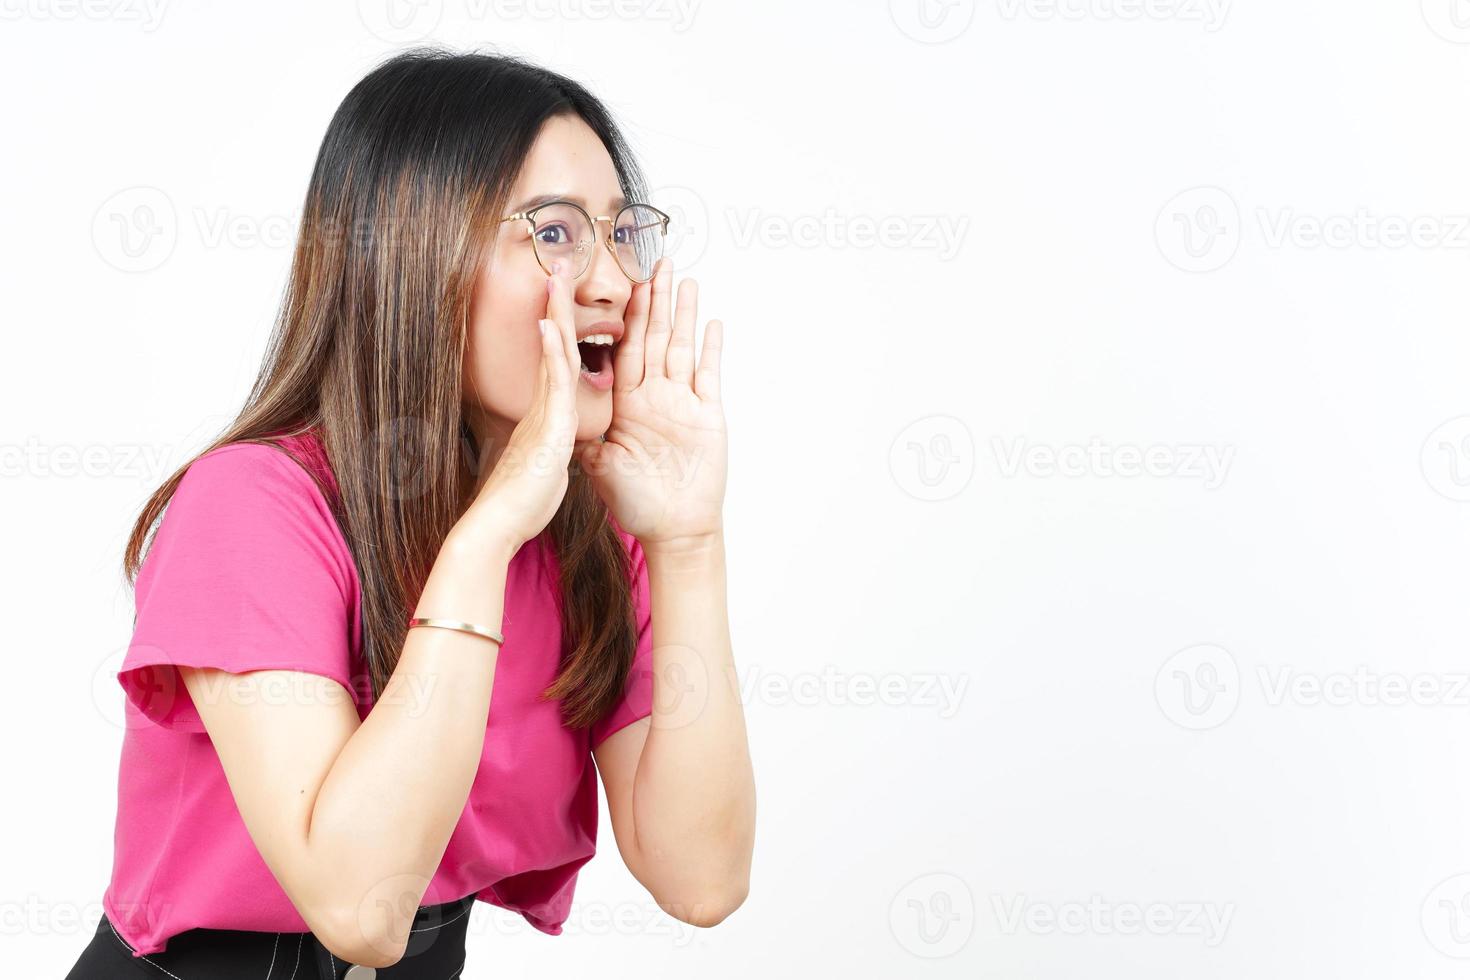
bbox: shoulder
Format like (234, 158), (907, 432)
(173, 440), (334, 518)
(187, 438), (320, 484)
(142, 440), (350, 587)
(123, 438), (363, 728)
(133, 438), (360, 615)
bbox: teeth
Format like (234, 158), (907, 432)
(579, 333), (615, 345)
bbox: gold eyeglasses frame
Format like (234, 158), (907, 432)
(499, 200), (672, 284)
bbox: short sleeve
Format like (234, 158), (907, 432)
(119, 443), (361, 732)
(589, 532), (654, 748)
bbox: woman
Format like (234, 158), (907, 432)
(66, 47), (754, 979)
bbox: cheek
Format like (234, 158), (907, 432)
(463, 265), (546, 417)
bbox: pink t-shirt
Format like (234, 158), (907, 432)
(103, 428), (654, 956)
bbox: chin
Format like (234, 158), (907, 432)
(574, 417), (609, 441)
(576, 403), (612, 437)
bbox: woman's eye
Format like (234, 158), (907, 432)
(536, 223), (571, 245)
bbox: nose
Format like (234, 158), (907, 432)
(574, 219), (633, 306)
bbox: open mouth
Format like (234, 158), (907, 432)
(577, 340), (615, 387)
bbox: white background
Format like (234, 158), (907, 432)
(5, 1), (1470, 977)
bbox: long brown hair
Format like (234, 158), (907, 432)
(122, 47), (644, 731)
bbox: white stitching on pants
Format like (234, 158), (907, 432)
(409, 902), (472, 933)
(107, 917), (300, 980)
(107, 919), (186, 980)
(105, 903), (463, 978)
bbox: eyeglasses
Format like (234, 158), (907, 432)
(500, 200), (671, 283)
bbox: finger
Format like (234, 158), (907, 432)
(533, 323), (550, 401)
(532, 320), (577, 472)
(546, 262), (581, 396)
(614, 277), (650, 392)
(539, 318), (568, 395)
(643, 257), (673, 380)
(545, 261), (569, 344)
(694, 318), (723, 404)
(543, 318), (580, 451)
(666, 276), (698, 388)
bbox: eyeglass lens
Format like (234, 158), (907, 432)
(529, 203), (666, 281)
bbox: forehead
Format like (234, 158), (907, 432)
(509, 114), (625, 212)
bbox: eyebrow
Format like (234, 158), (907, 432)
(512, 192), (629, 213)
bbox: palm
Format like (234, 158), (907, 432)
(579, 261), (726, 545)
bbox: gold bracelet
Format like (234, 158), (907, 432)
(407, 617), (504, 646)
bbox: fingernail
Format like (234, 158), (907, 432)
(539, 319), (548, 335)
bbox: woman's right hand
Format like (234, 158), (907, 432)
(458, 263), (581, 555)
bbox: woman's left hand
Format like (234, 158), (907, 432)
(578, 257), (726, 548)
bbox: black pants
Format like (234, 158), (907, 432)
(64, 893), (476, 979)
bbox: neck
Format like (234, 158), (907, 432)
(462, 408), (515, 501)
(461, 405), (596, 506)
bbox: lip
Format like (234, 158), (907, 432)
(576, 320), (624, 344)
(579, 362), (615, 391)
(576, 320), (619, 392)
